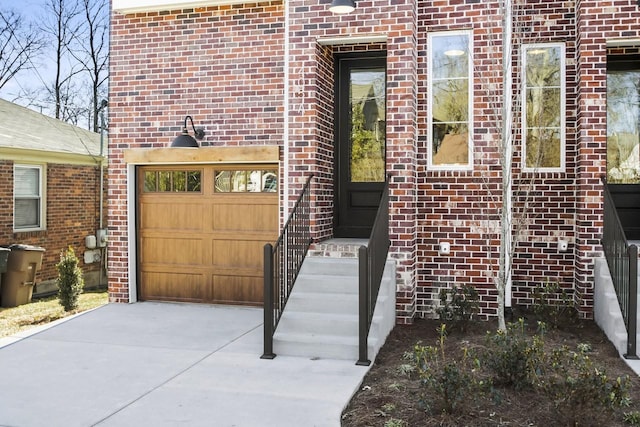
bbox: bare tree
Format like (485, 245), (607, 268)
(469, 0), (548, 331)
(68, 0), (108, 132)
(497, 0), (515, 332)
(39, 0), (81, 120)
(0, 10), (44, 90)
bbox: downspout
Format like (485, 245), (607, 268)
(98, 99), (108, 288)
(283, 0), (290, 217)
(99, 100), (107, 230)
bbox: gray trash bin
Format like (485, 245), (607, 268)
(1, 244), (45, 307)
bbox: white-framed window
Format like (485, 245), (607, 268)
(14, 164), (45, 231)
(522, 43), (566, 172)
(427, 30), (473, 170)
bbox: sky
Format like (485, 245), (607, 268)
(0, 0), (84, 115)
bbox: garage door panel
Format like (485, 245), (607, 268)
(138, 165), (277, 305)
(140, 202), (205, 231)
(212, 202), (278, 233)
(140, 271), (207, 302)
(212, 274), (263, 306)
(212, 239), (268, 270)
(141, 237), (206, 265)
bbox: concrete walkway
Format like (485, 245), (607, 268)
(0, 302), (371, 427)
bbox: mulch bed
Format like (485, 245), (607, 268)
(342, 312), (640, 427)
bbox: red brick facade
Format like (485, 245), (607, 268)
(0, 160), (104, 290)
(109, 0), (640, 321)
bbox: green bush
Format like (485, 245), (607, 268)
(436, 285), (479, 330)
(624, 411), (640, 426)
(539, 343), (631, 425)
(531, 280), (576, 328)
(483, 318), (546, 389)
(56, 246), (84, 312)
(411, 323), (488, 414)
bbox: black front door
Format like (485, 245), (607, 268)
(334, 53), (387, 238)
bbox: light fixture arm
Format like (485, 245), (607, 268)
(184, 115), (205, 140)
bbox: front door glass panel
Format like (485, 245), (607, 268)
(349, 68), (386, 183)
(607, 67), (640, 183)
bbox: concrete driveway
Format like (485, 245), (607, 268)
(0, 302), (370, 427)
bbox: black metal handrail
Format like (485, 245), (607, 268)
(357, 179), (390, 366)
(261, 174), (313, 359)
(602, 178), (639, 359)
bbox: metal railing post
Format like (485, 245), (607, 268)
(626, 244), (639, 359)
(357, 245), (371, 366)
(261, 243), (276, 359)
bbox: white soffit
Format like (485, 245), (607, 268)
(112, 0), (247, 14)
(317, 34), (388, 46)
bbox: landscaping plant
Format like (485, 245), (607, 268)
(56, 246), (84, 311)
(539, 342), (631, 425)
(409, 323), (488, 414)
(483, 318), (546, 389)
(532, 279), (576, 328)
(436, 284), (479, 331)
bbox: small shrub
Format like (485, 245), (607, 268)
(531, 280), (576, 328)
(624, 411), (640, 426)
(539, 343), (631, 425)
(483, 318), (546, 389)
(436, 285), (479, 330)
(381, 403), (396, 413)
(411, 323), (488, 414)
(56, 246), (84, 312)
(384, 419), (407, 427)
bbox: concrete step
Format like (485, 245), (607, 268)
(298, 257), (360, 276)
(594, 257), (636, 356)
(286, 291), (359, 313)
(273, 331), (379, 361)
(286, 290), (392, 314)
(273, 250), (396, 362)
(294, 274), (359, 295)
(275, 311), (384, 338)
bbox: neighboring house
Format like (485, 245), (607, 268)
(107, 0), (639, 325)
(0, 99), (107, 296)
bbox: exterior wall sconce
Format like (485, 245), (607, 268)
(171, 115), (205, 147)
(330, 0), (355, 14)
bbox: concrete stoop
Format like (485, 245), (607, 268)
(273, 249), (396, 362)
(594, 257), (640, 357)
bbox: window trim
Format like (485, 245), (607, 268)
(14, 164), (46, 232)
(427, 29), (474, 171)
(521, 42), (566, 173)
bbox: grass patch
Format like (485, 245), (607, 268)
(0, 290), (108, 338)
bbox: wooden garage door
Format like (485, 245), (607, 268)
(137, 165), (278, 306)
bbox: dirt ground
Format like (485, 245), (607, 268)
(341, 311), (640, 427)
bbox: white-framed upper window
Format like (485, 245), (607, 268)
(427, 30), (473, 170)
(14, 164), (45, 231)
(522, 43), (566, 172)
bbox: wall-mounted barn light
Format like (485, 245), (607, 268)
(171, 115), (205, 147)
(330, 0), (355, 14)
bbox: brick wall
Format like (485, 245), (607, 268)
(109, 1), (285, 301)
(573, 0), (640, 317)
(285, 0), (419, 323)
(0, 160), (104, 290)
(109, 0), (640, 321)
(415, 1), (580, 319)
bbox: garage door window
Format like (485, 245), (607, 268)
(215, 170), (277, 193)
(143, 170), (201, 192)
